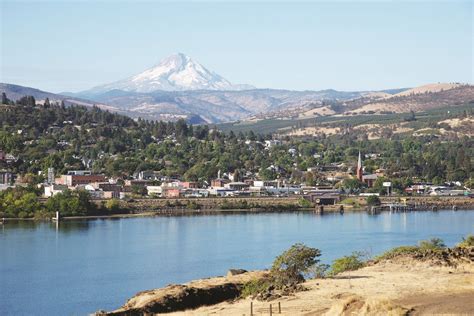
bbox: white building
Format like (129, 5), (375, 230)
(44, 184), (68, 197)
(147, 185), (163, 196)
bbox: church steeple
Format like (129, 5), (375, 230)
(356, 151), (363, 181)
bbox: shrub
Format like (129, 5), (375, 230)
(418, 238), (446, 251)
(340, 198), (360, 207)
(298, 197), (313, 208)
(186, 200), (200, 209)
(329, 251), (366, 276)
(457, 235), (474, 248)
(106, 199), (121, 212)
(374, 246), (421, 261)
(271, 243), (321, 284)
(241, 278), (271, 298)
(366, 195), (381, 206)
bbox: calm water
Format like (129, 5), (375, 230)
(1, 210), (473, 316)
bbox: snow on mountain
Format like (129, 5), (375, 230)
(85, 53), (254, 93)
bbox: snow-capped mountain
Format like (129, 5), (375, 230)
(85, 53), (254, 93)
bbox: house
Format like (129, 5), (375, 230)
(135, 170), (159, 181)
(3, 153), (17, 163)
(211, 178), (230, 188)
(162, 187), (180, 198)
(264, 140), (281, 148)
(180, 181), (199, 189)
(124, 180), (150, 187)
(404, 183), (431, 195)
(362, 174), (378, 188)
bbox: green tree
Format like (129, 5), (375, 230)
(271, 243), (321, 284)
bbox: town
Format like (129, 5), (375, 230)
(1, 145), (470, 210)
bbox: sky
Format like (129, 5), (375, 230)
(0, 0), (472, 93)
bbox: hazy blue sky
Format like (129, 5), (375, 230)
(1, 0), (472, 93)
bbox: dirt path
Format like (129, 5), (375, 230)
(397, 292), (474, 315)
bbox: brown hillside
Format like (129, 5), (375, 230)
(346, 85), (474, 114)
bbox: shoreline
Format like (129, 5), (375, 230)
(2, 206), (473, 222)
(2, 196), (473, 222)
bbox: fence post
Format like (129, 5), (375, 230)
(270, 303), (272, 316)
(250, 301), (253, 316)
(278, 302), (281, 314)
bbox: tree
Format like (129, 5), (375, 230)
(271, 243), (321, 284)
(44, 97), (51, 108)
(341, 178), (363, 193)
(1, 92), (8, 104)
(366, 195), (381, 206)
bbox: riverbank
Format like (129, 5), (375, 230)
(2, 196), (472, 222)
(119, 196), (474, 213)
(100, 247), (474, 315)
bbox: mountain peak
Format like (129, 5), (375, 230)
(84, 54), (254, 93)
(156, 53), (191, 67)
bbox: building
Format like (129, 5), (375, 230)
(225, 182), (250, 191)
(180, 181), (199, 189)
(306, 193), (341, 205)
(162, 187), (180, 198)
(0, 170), (14, 185)
(44, 184), (68, 197)
(362, 174), (378, 188)
(124, 180), (150, 187)
(208, 187), (236, 196)
(147, 185), (163, 196)
(56, 174), (106, 186)
(135, 170), (159, 181)
(182, 189), (209, 198)
(211, 178), (230, 188)
(47, 168), (55, 184)
(253, 180), (279, 188)
(67, 170), (92, 176)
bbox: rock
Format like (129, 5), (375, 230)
(227, 269), (247, 277)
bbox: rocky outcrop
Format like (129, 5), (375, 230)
(98, 271), (267, 315)
(226, 269), (247, 277)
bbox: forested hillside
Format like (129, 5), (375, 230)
(0, 95), (472, 187)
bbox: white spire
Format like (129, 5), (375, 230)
(357, 151), (362, 169)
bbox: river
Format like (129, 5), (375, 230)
(1, 210), (473, 315)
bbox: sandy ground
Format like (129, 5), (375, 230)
(168, 260), (474, 316)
